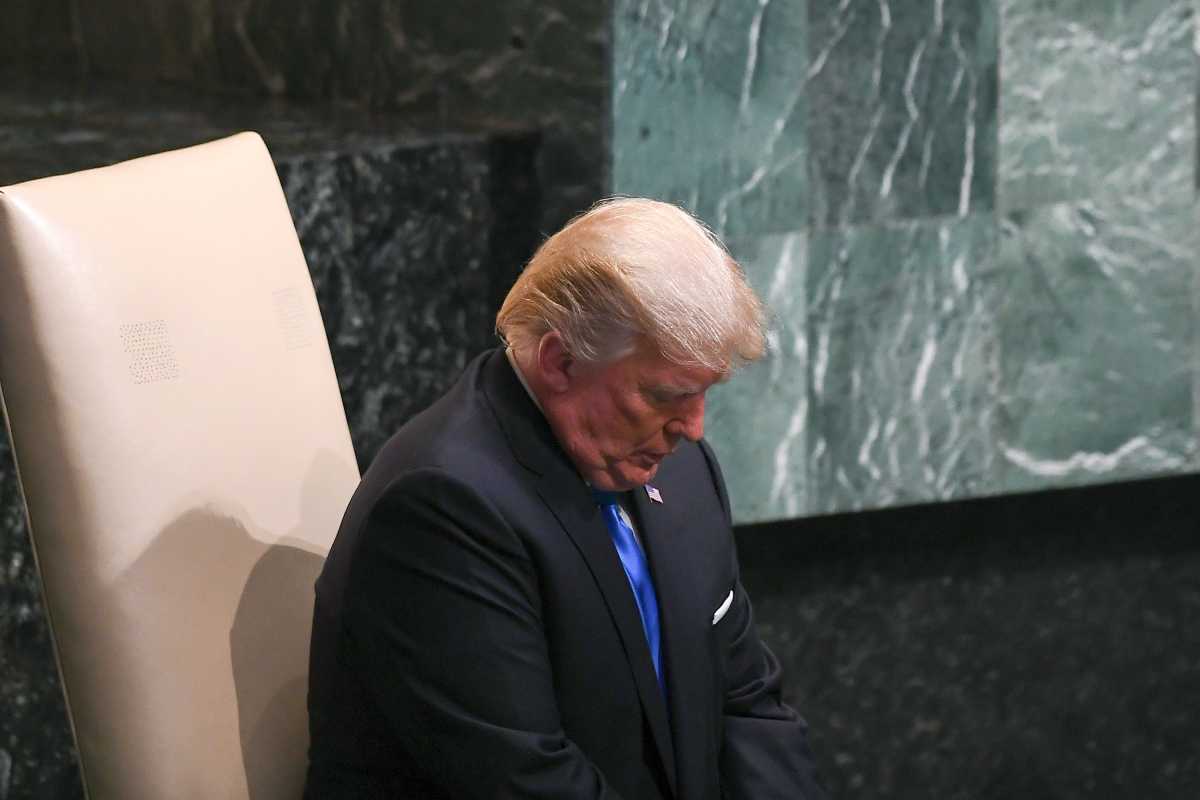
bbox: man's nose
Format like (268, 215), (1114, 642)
(665, 394), (705, 443)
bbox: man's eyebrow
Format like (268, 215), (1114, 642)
(644, 381), (703, 396)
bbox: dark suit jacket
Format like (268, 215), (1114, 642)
(305, 349), (826, 799)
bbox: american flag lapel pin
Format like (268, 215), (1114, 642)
(645, 484), (663, 503)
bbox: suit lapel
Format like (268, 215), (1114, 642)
(534, 474), (678, 796)
(481, 350), (678, 795)
(632, 476), (717, 800)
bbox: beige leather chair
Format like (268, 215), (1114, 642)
(0, 133), (360, 799)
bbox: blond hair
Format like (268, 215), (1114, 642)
(496, 197), (765, 373)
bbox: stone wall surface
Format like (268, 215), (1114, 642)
(615, 0), (1200, 523)
(0, 0), (607, 233)
(4, 1), (1200, 798)
(612, 4), (1200, 793)
(739, 474), (1200, 799)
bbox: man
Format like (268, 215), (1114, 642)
(305, 198), (827, 798)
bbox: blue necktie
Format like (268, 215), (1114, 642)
(593, 490), (663, 690)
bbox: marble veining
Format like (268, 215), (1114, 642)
(278, 142), (504, 469)
(707, 233), (809, 522)
(805, 0), (998, 227)
(615, 0), (1199, 521)
(998, 0), (1194, 211)
(805, 214), (1000, 515)
(612, 0), (809, 238)
(995, 195), (1198, 492)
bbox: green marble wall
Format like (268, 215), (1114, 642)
(613, 0), (1198, 522)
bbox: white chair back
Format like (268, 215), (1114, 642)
(0, 133), (359, 799)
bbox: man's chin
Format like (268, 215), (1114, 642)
(596, 461), (659, 492)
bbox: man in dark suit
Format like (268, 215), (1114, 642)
(305, 198), (827, 799)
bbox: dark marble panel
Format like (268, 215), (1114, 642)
(806, 0), (998, 227)
(0, 78), (540, 799)
(281, 133), (540, 468)
(0, 1), (81, 75)
(0, 77), (495, 185)
(0, 0), (608, 233)
(739, 473), (1200, 799)
(0, 436), (82, 800)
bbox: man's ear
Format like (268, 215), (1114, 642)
(537, 332), (574, 394)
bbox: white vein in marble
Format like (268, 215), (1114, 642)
(998, 0), (1193, 210)
(995, 193), (1199, 492)
(706, 233), (809, 523)
(613, 0), (808, 238)
(805, 0), (996, 227)
(806, 214), (1000, 514)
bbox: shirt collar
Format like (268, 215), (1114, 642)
(504, 346), (545, 415)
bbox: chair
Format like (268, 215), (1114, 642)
(0, 133), (360, 798)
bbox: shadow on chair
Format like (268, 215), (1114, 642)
(0, 133), (360, 798)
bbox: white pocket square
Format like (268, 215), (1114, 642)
(711, 588), (734, 625)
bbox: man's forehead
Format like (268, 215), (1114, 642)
(628, 352), (725, 390)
